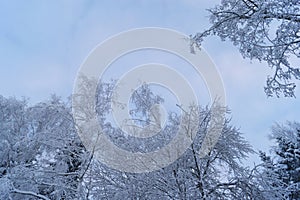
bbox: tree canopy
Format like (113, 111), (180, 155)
(0, 81), (258, 199)
(193, 0), (300, 97)
(1, 78), (300, 199)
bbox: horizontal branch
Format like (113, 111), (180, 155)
(11, 188), (50, 200)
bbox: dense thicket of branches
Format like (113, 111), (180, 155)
(0, 95), (88, 199)
(0, 79), (299, 199)
(193, 0), (300, 97)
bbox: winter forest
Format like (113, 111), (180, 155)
(1, 0), (300, 199)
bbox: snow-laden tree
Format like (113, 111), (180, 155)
(74, 77), (261, 199)
(0, 95), (87, 199)
(193, 0), (300, 97)
(138, 115), (261, 200)
(2, 76), (288, 199)
(258, 122), (300, 199)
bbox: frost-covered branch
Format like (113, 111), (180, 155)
(11, 187), (50, 200)
(193, 0), (300, 97)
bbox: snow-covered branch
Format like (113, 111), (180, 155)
(11, 187), (50, 200)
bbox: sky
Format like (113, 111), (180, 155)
(1, 0), (300, 166)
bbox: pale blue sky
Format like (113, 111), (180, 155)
(1, 0), (299, 165)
